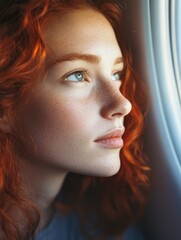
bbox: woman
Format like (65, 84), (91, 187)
(0, 0), (150, 239)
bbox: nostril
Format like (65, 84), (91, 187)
(111, 112), (123, 118)
(115, 98), (132, 117)
(100, 96), (132, 120)
(99, 81), (132, 119)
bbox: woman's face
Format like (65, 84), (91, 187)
(18, 8), (132, 177)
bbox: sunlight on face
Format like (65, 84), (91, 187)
(18, 8), (132, 177)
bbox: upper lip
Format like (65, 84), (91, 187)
(94, 127), (125, 141)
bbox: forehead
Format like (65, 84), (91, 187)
(42, 8), (121, 63)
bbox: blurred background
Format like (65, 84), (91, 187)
(125, 0), (181, 239)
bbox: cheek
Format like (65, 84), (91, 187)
(20, 94), (91, 150)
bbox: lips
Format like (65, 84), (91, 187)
(94, 127), (125, 149)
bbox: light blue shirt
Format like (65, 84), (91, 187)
(36, 212), (83, 240)
(36, 212), (145, 240)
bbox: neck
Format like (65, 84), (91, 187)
(19, 158), (68, 230)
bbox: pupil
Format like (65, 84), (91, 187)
(75, 72), (83, 80)
(115, 73), (119, 80)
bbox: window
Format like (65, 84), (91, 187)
(141, 0), (181, 173)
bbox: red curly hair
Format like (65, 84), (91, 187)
(0, 0), (150, 239)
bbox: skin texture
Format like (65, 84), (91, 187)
(15, 8), (132, 228)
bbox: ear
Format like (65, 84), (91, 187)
(0, 113), (11, 133)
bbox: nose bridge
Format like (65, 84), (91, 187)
(98, 80), (132, 118)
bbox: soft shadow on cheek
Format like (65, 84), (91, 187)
(21, 95), (87, 139)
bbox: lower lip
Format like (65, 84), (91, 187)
(95, 137), (124, 149)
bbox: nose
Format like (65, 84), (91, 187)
(99, 82), (132, 120)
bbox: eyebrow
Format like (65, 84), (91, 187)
(48, 53), (123, 68)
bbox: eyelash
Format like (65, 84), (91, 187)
(62, 69), (125, 83)
(63, 69), (90, 83)
(112, 70), (125, 82)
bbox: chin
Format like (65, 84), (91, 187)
(101, 156), (121, 177)
(87, 161), (121, 177)
(102, 165), (121, 177)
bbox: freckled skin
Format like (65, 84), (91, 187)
(17, 8), (132, 177)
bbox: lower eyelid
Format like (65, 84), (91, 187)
(67, 72), (83, 81)
(63, 70), (91, 83)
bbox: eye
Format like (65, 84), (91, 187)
(111, 71), (124, 81)
(65, 71), (87, 82)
